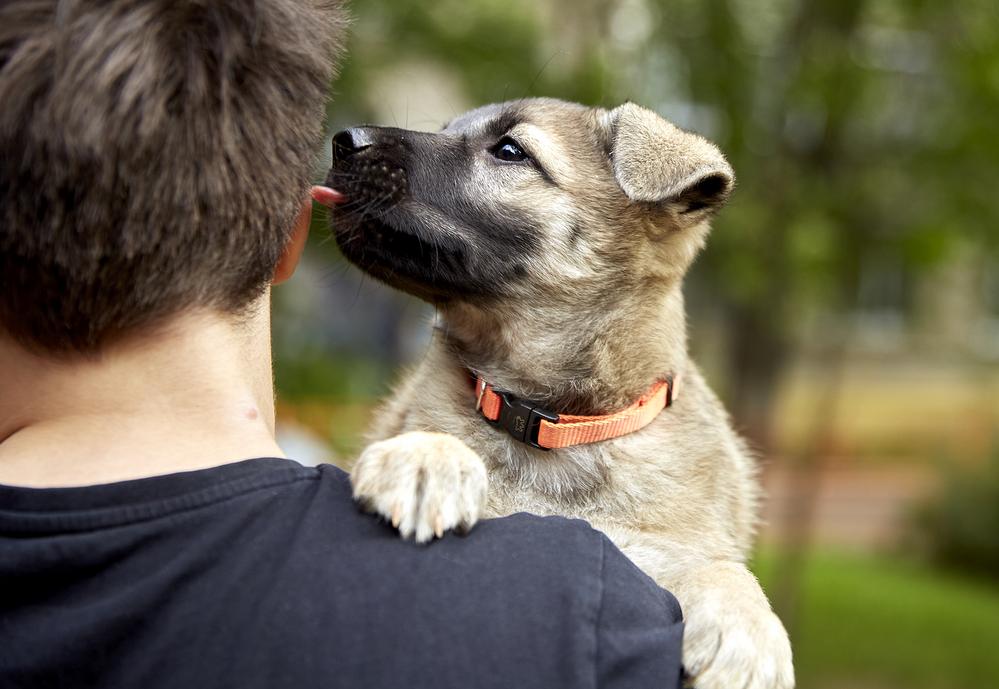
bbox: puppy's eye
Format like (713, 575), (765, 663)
(492, 137), (529, 163)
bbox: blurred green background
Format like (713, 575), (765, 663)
(272, 1), (999, 687)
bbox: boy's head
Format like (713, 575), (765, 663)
(0, 0), (345, 354)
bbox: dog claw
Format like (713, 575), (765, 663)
(350, 432), (488, 545)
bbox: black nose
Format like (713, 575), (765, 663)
(331, 127), (376, 158)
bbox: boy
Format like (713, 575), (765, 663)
(0, 2), (683, 687)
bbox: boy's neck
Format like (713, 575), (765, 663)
(0, 299), (285, 487)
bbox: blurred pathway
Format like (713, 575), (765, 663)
(760, 463), (935, 550)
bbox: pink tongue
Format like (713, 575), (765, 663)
(311, 185), (347, 207)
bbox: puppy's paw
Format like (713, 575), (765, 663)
(681, 571), (794, 689)
(351, 431), (488, 543)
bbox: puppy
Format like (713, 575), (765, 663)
(324, 98), (794, 689)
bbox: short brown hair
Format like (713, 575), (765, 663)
(0, 0), (345, 353)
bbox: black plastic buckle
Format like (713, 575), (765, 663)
(487, 390), (560, 450)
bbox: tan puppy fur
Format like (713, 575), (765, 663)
(327, 99), (794, 689)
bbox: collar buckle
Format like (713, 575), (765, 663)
(487, 390), (559, 451)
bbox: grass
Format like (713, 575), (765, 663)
(752, 549), (999, 689)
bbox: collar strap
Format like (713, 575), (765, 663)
(473, 374), (679, 450)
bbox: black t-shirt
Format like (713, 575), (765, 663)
(0, 457), (683, 688)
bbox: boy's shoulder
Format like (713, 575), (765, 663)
(0, 457), (683, 689)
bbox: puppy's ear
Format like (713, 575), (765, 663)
(608, 103), (734, 221)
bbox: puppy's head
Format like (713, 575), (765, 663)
(325, 98), (733, 305)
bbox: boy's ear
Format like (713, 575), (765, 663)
(272, 197), (312, 285)
(608, 103), (734, 220)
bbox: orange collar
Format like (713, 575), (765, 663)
(471, 374), (679, 450)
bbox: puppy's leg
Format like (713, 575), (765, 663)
(671, 560), (793, 689)
(602, 527), (794, 689)
(351, 431), (488, 542)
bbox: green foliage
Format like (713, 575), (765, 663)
(273, 349), (386, 402)
(913, 446), (999, 580)
(753, 549), (999, 689)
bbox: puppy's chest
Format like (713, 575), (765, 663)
(470, 429), (705, 528)
(399, 392), (725, 530)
